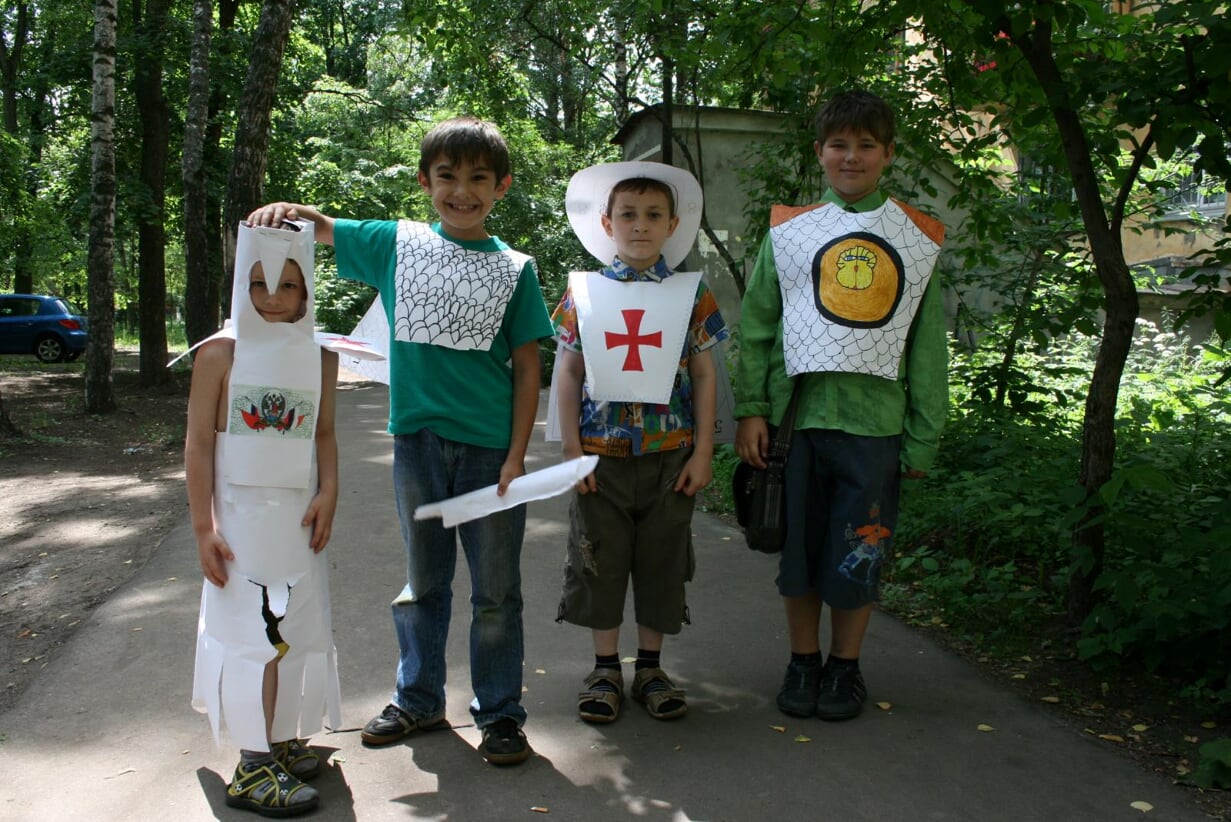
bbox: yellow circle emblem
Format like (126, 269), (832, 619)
(812, 233), (904, 328)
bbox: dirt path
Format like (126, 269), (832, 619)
(0, 352), (189, 715)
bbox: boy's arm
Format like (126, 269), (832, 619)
(304, 350), (340, 551)
(499, 339), (542, 495)
(245, 202), (336, 246)
(675, 347), (717, 496)
(901, 278), (949, 476)
(184, 341), (234, 587)
(554, 347), (596, 493)
(734, 236), (781, 468)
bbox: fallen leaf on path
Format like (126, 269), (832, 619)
(531, 807), (550, 814)
(769, 725), (785, 733)
(1040, 696), (1060, 703)
(876, 701), (892, 711)
(1184, 735), (1199, 743)
(794, 734), (812, 743)
(534, 668), (546, 675)
(976, 724), (995, 732)
(1098, 734), (1125, 743)
(1200, 721), (1216, 729)
(1132, 724), (1148, 732)
(1130, 801), (1153, 812)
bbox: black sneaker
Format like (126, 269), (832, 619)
(361, 703), (447, 746)
(777, 656), (824, 717)
(814, 662), (867, 721)
(478, 717), (531, 766)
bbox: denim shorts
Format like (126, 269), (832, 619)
(558, 449), (696, 634)
(777, 429), (902, 609)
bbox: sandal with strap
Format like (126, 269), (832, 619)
(632, 667), (687, 721)
(272, 738), (320, 781)
(577, 667), (624, 723)
(226, 759), (319, 818)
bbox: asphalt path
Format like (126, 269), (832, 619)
(0, 381), (1209, 821)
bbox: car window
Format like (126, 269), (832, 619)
(50, 298), (73, 315)
(2, 298), (41, 317)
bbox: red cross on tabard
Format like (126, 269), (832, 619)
(605, 309), (662, 371)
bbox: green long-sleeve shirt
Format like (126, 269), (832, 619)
(733, 189), (949, 472)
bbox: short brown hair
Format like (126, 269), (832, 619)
(418, 115), (511, 180)
(605, 178), (677, 218)
(814, 90), (895, 147)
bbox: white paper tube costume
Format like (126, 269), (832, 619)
(191, 220), (342, 752)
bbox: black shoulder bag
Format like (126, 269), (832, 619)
(732, 382), (802, 554)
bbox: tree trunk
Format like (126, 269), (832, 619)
(1013, 18), (1141, 624)
(182, 0), (214, 348)
(0, 2), (27, 135)
(86, 0), (118, 415)
(222, 0), (296, 313)
(1, 3), (33, 294)
(132, 0), (173, 386)
(202, 0), (241, 332)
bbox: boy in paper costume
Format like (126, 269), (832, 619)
(186, 220), (340, 817)
(734, 90), (948, 722)
(551, 161), (728, 722)
(247, 116), (553, 766)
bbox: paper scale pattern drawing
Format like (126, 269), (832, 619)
(392, 221), (527, 351)
(770, 201), (943, 380)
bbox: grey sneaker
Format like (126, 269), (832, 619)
(777, 656), (824, 718)
(814, 662), (867, 721)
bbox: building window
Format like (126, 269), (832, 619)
(1162, 169), (1227, 217)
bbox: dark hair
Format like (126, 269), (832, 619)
(418, 115), (511, 180)
(814, 90), (895, 147)
(604, 178), (677, 218)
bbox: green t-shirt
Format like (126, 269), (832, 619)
(334, 219), (553, 449)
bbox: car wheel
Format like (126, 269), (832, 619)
(35, 335), (66, 363)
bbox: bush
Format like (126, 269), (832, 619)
(888, 322), (1231, 706)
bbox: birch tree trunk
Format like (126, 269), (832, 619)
(85, 0), (118, 414)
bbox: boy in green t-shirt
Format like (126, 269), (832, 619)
(249, 115), (553, 766)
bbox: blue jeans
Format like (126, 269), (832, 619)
(390, 430), (527, 728)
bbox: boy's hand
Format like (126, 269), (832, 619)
(735, 417), (770, 469)
(674, 452), (713, 497)
(246, 202), (301, 227)
(497, 458), (526, 496)
(303, 491), (338, 552)
(197, 532), (234, 587)
(563, 445), (597, 494)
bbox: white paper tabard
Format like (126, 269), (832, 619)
(572, 271), (701, 405)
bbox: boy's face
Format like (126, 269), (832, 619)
(815, 128), (895, 204)
(418, 155), (512, 241)
(249, 260), (307, 324)
(601, 188), (679, 272)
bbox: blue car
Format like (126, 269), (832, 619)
(0, 294), (89, 363)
